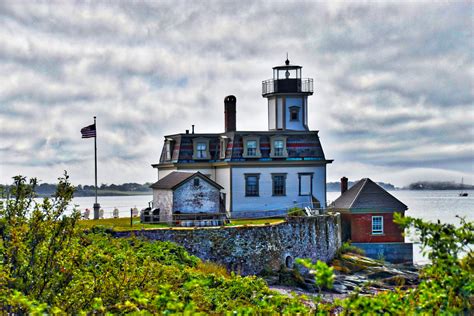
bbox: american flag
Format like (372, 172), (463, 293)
(81, 123), (96, 138)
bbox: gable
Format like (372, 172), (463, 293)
(331, 178), (407, 212)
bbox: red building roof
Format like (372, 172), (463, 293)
(331, 178), (407, 212)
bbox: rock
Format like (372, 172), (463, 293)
(264, 275), (279, 285)
(367, 270), (397, 280)
(332, 283), (347, 294)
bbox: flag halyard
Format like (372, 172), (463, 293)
(81, 123), (96, 138)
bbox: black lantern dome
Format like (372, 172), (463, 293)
(262, 59), (313, 96)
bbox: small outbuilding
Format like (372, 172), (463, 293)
(149, 171), (226, 226)
(330, 177), (413, 264)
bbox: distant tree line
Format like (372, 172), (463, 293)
(327, 181), (397, 192)
(406, 181), (474, 191)
(0, 182), (152, 197)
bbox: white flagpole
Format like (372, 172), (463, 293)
(93, 116), (100, 219)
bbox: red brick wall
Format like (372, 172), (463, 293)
(350, 213), (404, 243)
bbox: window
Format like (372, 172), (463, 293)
(193, 178), (200, 186)
(298, 173), (313, 196)
(192, 138), (210, 160)
(372, 216), (384, 235)
(274, 140), (284, 156)
(289, 106), (300, 121)
(242, 136), (261, 158)
(270, 136), (287, 158)
(197, 142), (207, 158)
(247, 140), (257, 156)
(245, 174), (259, 196)
(272, 174), (286, 196)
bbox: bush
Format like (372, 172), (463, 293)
(287, 207), (305, 217)
(338, 241), (365, 256)
(0, 174), (312, 314)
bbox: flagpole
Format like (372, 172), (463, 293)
(93, 116), (100, 219)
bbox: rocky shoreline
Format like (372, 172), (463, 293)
(264, 252), (420, 301)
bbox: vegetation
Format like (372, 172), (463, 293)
(406, 180), (474, 190)
(0, 174), (310, 314)
(226, 218), (285, 226)
(78, 217), (169, 231)
(339, 214), (473, 314)
(337, 241), (365, 256)
(1, 173), (472, 314)
(0, 181), (152, 198)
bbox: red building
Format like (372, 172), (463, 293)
(330, 177), (413, 264)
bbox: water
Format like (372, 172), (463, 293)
(328, 190), (474, 264)
(64, 191), (474, 264)
(69, 195), (153, 218)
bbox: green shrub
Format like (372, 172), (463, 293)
(338, 241), (365, 256)
(0, 174), (312, 314)
(287, 207), (305, 217)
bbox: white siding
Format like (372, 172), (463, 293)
(231, 165), (326, 215)
(268, 98), (276, 130)
(173, 179), (220, 214)
(215, 167), (231, 215)
(152, 189), (173, 223)
(276, 97), (283, 129)
(285, 97), (304, 131)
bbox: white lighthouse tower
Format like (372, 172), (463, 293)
(262, 57), (314, 131)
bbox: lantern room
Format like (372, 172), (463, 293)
(262, 58), (314, 131)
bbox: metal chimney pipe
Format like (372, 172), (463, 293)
(192, 125), (195, 134)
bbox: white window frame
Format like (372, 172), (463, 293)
(247, 140), (257, 156)
(192, 138), (210, 160)
(372, 216), (384, 235)
(242, 136), (261, 158)
(270, 136), (288, 158)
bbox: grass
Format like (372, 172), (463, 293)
(226, 218), (285, 226)
(78, 217), (169, 231)
(78, 217), (286, 231)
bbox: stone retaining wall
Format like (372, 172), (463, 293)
(114, 213), (341, 275)
(352, 242), (413, 264)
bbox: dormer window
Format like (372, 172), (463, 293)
(197, 143), (207, 158)
(247, 140), (257, 156)
(274, 140), (284, 156)
(242, 136), (261, 158)
(289, 106), (300, 121)
(270, 136), (288, 158)
(192, 138), (210, 160)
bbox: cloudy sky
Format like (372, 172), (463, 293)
(0, 1), (472, 187)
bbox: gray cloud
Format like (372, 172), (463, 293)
(0, 1), (472, 186)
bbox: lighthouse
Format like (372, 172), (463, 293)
(262, 57), (314, 131)
(152, 58), (331, 219)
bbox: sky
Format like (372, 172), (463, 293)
(0, 1), (473, 187)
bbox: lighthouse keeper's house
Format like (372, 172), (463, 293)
(151, 59), (332, 219)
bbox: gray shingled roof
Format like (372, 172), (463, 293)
(331, 178), (407, 211)
(150, 171), (223, 190)
(155, 130), (329, 164)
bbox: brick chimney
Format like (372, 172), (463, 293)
(224, 95), (236, 132)
(341, 177), (348, 194)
